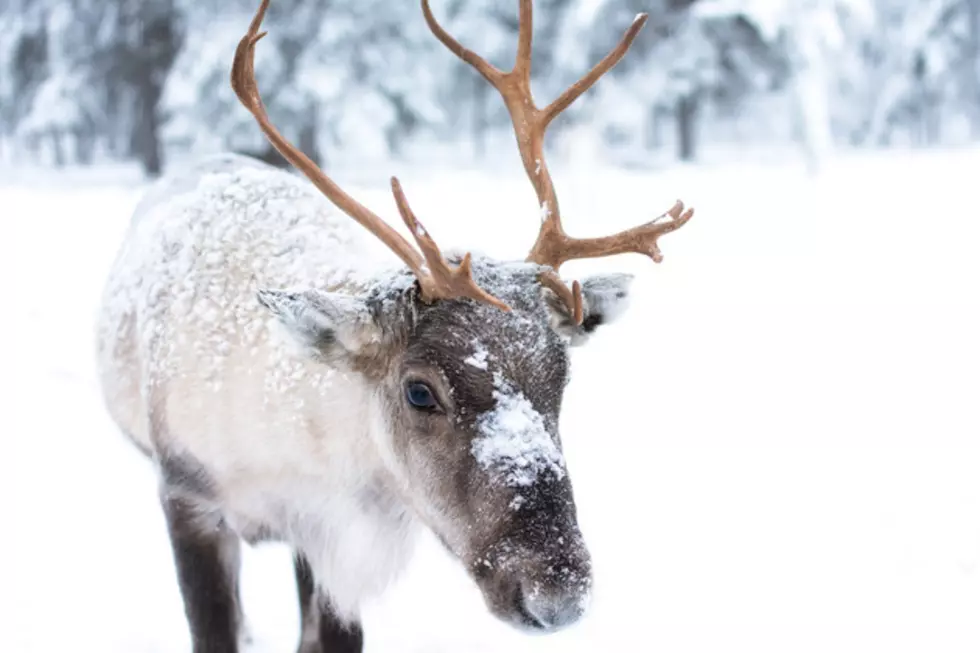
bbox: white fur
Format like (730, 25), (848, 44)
(581, 273), (634, 325)
(95, 154), (419, 617)
(546, 272), (635, 346)
(259, 289), (384, 355)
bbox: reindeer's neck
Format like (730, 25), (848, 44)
(164, 337), (421, 616)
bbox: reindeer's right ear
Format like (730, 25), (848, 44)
(543, 273), (634, 346)
(257, 289), (384, 358)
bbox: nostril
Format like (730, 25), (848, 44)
(519, 583), (588, 631)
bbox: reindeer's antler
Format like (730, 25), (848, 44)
(423, 0), (694, 323)
(232, 0), (509, 312)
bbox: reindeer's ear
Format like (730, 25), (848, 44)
(544, 273), (634, 346)
(257, 289), (383, 358)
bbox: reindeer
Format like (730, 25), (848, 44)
(95, 0), (693, 651)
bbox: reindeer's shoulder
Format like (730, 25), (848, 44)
(103, 153), (391, 394)
(131, 153), (278, 222)
(131, 153), (330, 234)
(122, 153), (376, 283)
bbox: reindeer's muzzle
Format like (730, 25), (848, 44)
(516, 573), (590, 631)
(472, 526), (592, 633)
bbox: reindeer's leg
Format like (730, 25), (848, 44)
(294, 552), (364, 653)
(295, 552), (321, 653)
(161, 491), (244, 653)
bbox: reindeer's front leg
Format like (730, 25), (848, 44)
(294, 553), (364, 653)
(161, 492), (245, 653)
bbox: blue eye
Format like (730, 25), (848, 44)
(405, 382), (439, 411)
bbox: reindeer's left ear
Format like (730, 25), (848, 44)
(544, 273), (634, 346)
(257, 288), (384, 359)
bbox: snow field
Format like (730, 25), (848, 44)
(0, 147), (978, 652)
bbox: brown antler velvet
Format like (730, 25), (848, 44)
(234, 0), (693, 324)
(423, 0), (694, 323)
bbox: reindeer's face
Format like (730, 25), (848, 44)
(258, 259), (634, 632)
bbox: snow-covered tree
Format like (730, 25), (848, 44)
(1, 0), (978, 173)
(582, 0), (783, 162)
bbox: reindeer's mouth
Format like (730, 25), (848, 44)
(512, 583), (548, 631)
(476, 570), (590, 634)
(468, 521), (593, 633)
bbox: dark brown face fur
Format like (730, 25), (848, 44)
(369, 261), (592, 632)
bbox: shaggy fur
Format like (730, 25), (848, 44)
(95, 153), (634, 651)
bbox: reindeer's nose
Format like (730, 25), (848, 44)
(518, 577), (591, 632)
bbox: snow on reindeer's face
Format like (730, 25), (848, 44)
(258, 258), (635, 633)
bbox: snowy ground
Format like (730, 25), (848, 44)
(1, 147), (979, 652)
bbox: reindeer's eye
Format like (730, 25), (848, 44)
(405, 381), (439, 411)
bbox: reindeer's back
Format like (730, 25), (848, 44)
(95, 153), (385, 455)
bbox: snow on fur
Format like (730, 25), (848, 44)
(463, 340), (490, 369)
(472, 373), (565, 487)
(97, 153), (400, 405)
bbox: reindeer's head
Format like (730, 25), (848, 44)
(232, 0), (693, 634)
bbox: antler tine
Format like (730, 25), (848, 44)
(539, 271), (583, 326)
(523, 9), (672, 272)
(514, 0), (534, 79)
(391, 178), (510, 312)
(232, 0), (420, 272)
(422, 0), (557, 235)
(422, 0), (650, 241)
(424, 0), (694, 324)
(421, 0), (503, 85)
(233, 0), (508, 310)
(539, 14), (648, 129)
(556, 200), (695, 266)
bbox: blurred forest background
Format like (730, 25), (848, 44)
(1, 0), (978, 176)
